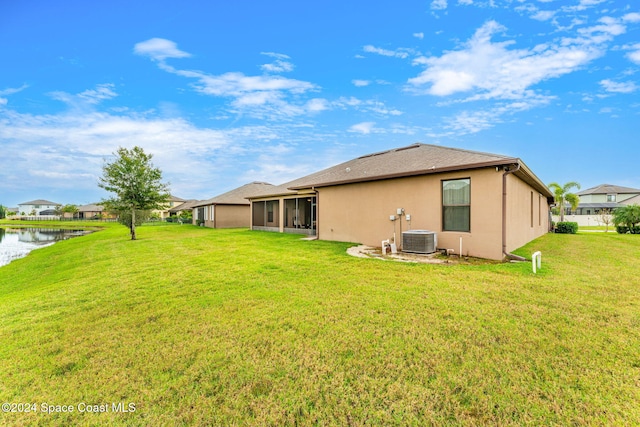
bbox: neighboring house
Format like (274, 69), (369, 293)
(168, 199), (200, 218)
(77, 204), (116, 220)
(17, 199), (61, 216)
(247, 143), (553, 261)
(193, 182), (275, 228)
(557, 184), (640, 226)
(155, 195), (186, 219)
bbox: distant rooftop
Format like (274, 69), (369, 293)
(577, 184), (640, 196)
(18, 199), (61, 206)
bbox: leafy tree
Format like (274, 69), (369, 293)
(548, 181), (581, 222)
(61, 204), (79, 219)
(612, 204), (640, 233)
(98, 146), (170, 240)
(0, 204), (6, 219)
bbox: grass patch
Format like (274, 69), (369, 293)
(1, 224), (639, 425)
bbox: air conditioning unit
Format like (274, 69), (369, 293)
(402, 230), (437, 254)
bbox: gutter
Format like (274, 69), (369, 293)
(502, 162), (527, 262)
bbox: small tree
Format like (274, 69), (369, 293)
(61, 204), (79, 219)
(98, 146), (170, 240)
(548, 181), (581, 222)
(613, 204), (640, 233)
(0, 204), (6, 219)
(598, 208), (612, 232)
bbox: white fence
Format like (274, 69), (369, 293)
(552, 214), (614, 227)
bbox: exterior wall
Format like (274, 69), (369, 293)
(317, 168), (508, 260)
(18, 204), (59, 215)
(215, 205), (250, 228)
(504, 174), (550, 255)
(199, 204), (250, 228)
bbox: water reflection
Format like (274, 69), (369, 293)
(0, 227), (91, 267)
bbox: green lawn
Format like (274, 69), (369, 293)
(1, 223), (638, 426)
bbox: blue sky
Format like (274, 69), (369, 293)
(1, 0), (639, 208)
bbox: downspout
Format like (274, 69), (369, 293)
(502, 163), (526, 261)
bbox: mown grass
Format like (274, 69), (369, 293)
(0, 223), (639, 426)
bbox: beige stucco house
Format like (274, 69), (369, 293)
(193, 182), (275, 228)
(247, 143), (554, 261)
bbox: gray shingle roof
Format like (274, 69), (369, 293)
(195, 182), (275, 207)
(18, 199), (61, 206)
(248, 143), (551, 198)
(169, 199), (201, 213)
(576, 184), (640, 196)
(78, 204), (105, 212)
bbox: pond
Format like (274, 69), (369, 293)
(0, 227), (92, 268)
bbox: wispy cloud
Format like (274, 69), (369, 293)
(135, 38), (320, 119)
(600, 79), (638, 94)
(363, 45), (411, 59)
(413, 32), (424, 39)
(260, 52), (294, 73)
(49, 83), (117, 108)
(333, 97), (403, 117)
(0, 84), (29, 106)
(407, 16), (631, 101)
(431, 0), (447, 11)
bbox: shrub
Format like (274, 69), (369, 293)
(616, 226), (640, 234)
(555, 222), (578, 234)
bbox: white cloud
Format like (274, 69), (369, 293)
(363, 45), (410, 59)
(333, 97), (402, 117)
(260, 52), (294, 73)
(0, 84), (29, 106)
(348, 121), (376, 134)
(600, 79), (638, 93)
(413, 32), (424, 39)
(626, 43), (640, 65)
(305, 98), (329, 112)
(352, 79), (371, 87)
(431, 0), (447, 10)
(623, 12), (640, 23)
(407, 17), (629, 101)
(135, 39), (320, 119)
(133, 38), (191, 61)
(78, 84), (118, 104)
(49, 83), (117, 108)
(531, 10), (555, 21)
(349, 122), (375, 135)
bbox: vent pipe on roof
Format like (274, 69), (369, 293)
(502, 163), (527, 262)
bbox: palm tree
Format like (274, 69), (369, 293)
(612, 204), (640, 233)
(548, 181), (581, 222)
